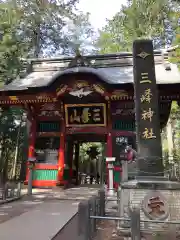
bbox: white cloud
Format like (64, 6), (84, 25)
(78, 0), (127, 29)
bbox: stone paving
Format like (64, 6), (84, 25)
(0, 198), (44, 224)
(0, 189), (53, 224)
(0, 186), (100, 240)
(0, 200), (79, 240)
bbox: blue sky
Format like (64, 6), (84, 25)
(78, 0), (127, 29)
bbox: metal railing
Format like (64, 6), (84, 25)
(78, 189), (105, 240)
(78, 188), (180, 240)
(0, 181), (22, 201)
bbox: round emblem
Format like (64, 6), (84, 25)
(142, 191), (169, 220)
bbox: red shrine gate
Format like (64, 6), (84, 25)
(0, 50), (178, 188)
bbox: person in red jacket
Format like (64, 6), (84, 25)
(126, 145), (137, 163)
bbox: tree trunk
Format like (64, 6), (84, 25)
(166, 118), (174, 164)
(12, 118), (22, 179)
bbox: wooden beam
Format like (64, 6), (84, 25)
(0, 93), (57, 105)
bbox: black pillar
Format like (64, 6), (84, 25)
(65, 138), (73, 183)
(74, 142), (79, 185)
(133, 40), (163, 176)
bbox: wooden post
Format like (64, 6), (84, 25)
(78, 200), (90, 240)
(57, 133), (65, 184)
(106, 100), (112, 187)
(26, 117), (36, 183)
(106, 133), (112, 188)
(106, 132), (112, 157)
(133, 40), (163, 175)
(121, 160), (128, 182)
(57, 101), (65, 185)
(74, 142), (79, 185)
(107, 100), (112, 157)
(130, 207), (141, 240)
(28, 118), (36, 159)
(65, 140), (73, 183)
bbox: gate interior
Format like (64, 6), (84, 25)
(65, 133), (106, 186)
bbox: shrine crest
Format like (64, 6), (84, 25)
(142, 191), (169, 220)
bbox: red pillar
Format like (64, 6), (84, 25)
(106, 101), (113, 186)
(57, 133), (65, 184)
(25, 118), (36, 183)
(106, 132), (112, 187)
(107, 100), (112, 157)
(106, 132), (112, 157)
(69, 141), (74, 180)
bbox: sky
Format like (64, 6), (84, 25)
(78, 0), (127, 30)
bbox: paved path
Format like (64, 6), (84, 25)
(0, 186), (100, 240)
(0, 200), (78, 240)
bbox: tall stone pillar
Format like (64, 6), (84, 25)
(119, 41), (180, 234)
(133, 39), (163, 176)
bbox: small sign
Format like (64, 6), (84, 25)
(28, 157), (36, 162)
(106, 157), (116, 162)
(65, 103), (106, 127)
(116, 136), (128, 145)
(142, 191), (169, 220)
(119, 153), (128, 160)
(112, 135), (136, 164)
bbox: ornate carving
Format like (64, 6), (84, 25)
(112, 108), (135, 116)
(142, 191), (169, 220)
(56, 84), (68, 97)
(40, 103), (56, 111)
(68, 50), (91, 68)
(38, 110), (62, 117)
(93, 84), (105, 95)
(111, 90), (129, 100)
(137, 51), (151, 59)
(68, 81), (92, 98)
(75, 81), (89, 88)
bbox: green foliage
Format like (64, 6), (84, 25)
(0, 107), (27, 182)
(79, 143), (102, 163)
(170, 24), (180, 69)
(63, 12), (95, 55)
(96, 0), (175, 53)
(0, 4), (25, 84)
(13, 0), (78, 57)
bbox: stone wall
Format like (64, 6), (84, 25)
(120, 185), (180, 234)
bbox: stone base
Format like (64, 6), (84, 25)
(119, 176), (180, 235)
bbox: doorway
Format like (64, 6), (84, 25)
(66, 133), (106, 186)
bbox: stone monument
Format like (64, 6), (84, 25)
(119, 40), (180, 237)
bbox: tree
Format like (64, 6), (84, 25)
(0, 0), (94, 59)
(95, 0), (175, 53)
(169, 9), (180, 69)
(61, 12), (96, 55)
(0, 4), (25, 84)
(11, 0), (79, 57)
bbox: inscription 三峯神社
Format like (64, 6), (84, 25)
(140, 72), (156, 140)
(65, 104), (106, 127)
(70, 108), (101, 123)
(141, 108), (154, 122)
(140, 72), (152, 84)
(142, 128), (156, 139)
(140, 88), (152, 103)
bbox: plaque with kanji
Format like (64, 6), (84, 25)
(142, 191), (169, 220)
(65, 103), (106, 127)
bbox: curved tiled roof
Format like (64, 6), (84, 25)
(0, 52), (179, 92)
